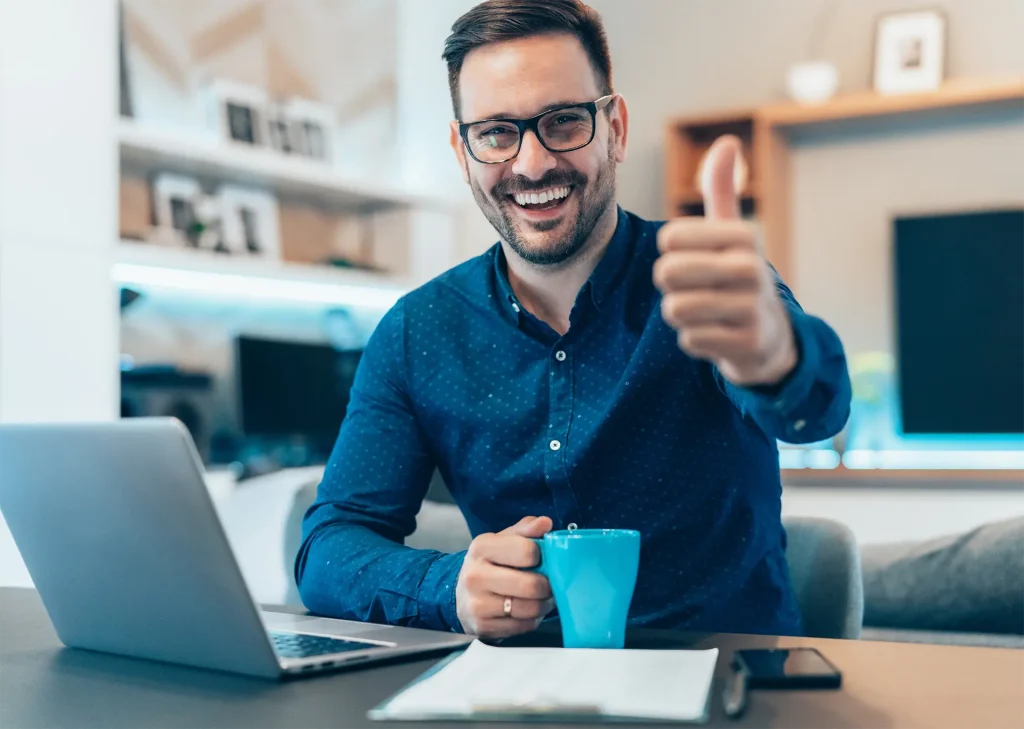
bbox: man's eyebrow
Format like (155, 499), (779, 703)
(467, 99), (590, 123)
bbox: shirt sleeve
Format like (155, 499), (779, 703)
(294, 298), (466, 632)
(715, 269), (852, 444)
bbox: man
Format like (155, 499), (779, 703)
(296, 0), (850, 639)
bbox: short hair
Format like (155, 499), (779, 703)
(442, 0), (613, 120)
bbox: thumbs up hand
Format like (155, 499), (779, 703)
(653, 135), (798, 387)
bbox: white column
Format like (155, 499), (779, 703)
(393, 0), (496, 271)
(0, 0), (119, 585)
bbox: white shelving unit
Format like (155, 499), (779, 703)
(114, 240), (410, 310)
(118, 119), (456, 213)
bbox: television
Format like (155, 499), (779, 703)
(236, 336), (362, 442)
(893, 209), (1024, 435)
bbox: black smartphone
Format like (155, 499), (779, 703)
(732, 648), (842, 689)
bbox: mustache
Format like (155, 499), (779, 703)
(494, 170), (585, 196)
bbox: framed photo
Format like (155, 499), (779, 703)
(284, 97), (335, 162)
(153, 173), (202, 248)
(204, 79), (270, 146)
(873, 10), (946, 95)
(217, 185), (281, 259)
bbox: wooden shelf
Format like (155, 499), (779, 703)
(782, 465), (1024, 488)
(758, 77), (1024, 128)
(664, 77), (1024, 287)
(118, 119), (456, 214)
(114, 239), (409, 309)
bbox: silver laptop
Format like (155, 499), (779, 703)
(0, 417), (472, 679)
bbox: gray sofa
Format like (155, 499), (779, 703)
(285, 482), (1024, 647)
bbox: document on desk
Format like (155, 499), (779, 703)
(369, 640), (720, 723)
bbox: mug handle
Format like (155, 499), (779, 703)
(526, 537), (546, 576)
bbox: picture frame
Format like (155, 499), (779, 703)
(872, 10), (946, 96)
(283, 97), (336, 162)
(152, 173), (203, 248)
(205, 79), (270, 147)
(217, 185), (281, 259)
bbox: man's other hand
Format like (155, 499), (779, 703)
(455, 515), (555, 638)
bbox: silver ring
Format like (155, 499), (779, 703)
(503, 596), (513, 617)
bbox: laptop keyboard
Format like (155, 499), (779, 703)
(270, 631), (382, 659)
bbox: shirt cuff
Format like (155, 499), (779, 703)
(745, 310), (820, 419)
(416, 550), (467, 632)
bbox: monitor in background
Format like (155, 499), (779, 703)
(893, 208), (1024, 435)
(236, 336), (362, 446)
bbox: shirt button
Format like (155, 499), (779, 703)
(511, 302), (520, 313)
(793, 419), (806, 432)
(555, 350), (567, 362)
(549, 439), (561, 451)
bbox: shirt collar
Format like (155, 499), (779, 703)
(492, 205), (633, 323)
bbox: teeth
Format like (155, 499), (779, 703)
(514, 186), (570, 207)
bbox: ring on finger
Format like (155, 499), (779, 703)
(502, 596), (513, 618)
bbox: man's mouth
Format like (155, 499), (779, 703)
(509, 184), (573, 213)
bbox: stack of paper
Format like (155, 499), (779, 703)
(369, 640), (720, 723)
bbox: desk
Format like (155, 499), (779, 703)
(2, 588), (1021, 728)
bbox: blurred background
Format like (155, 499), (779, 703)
(0, 0), (1022, 609)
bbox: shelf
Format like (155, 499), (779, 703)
(113, 240), (409, 310)
(118, 119), (457, 213)
(757, 77), (1024, 128)
(782, 465), (1024, 489)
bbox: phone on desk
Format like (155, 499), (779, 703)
(733, 648), (842, 689)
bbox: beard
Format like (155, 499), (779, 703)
(469, 137), (617, 267)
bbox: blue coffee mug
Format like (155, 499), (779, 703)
(530, 529), (641, 649)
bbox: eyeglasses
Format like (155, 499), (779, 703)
(459, 95), (615, 164)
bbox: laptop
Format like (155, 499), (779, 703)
(0, 418), (473, 679)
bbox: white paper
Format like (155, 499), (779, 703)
(376, 640), (720, 722)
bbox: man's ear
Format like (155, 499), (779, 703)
(450, 121), (470, 184)
(609, 94), (629, 164)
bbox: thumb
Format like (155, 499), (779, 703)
(701, 135), (742, 221)
(502, 515), (553, 538)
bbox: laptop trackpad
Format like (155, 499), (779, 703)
(260, 611), (389, 638)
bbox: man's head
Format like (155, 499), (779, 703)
(443, 0), (628, 268)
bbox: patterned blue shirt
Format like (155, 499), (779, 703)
(296, 207), (851, 636)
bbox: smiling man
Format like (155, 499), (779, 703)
(296, 0), (851, 639)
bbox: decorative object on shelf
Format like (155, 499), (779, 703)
(153, 173), (204, 248)
(284, 97), (335, 162)
(873, 10), (946, 96)
(217, 185), (281, 259)
(205, 79), (270, 147)
(266, 102), (297, 155)
(785, 2), (840, 105)
(786, 62), (839, 105)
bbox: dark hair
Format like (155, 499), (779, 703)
(442, 0), (613, 119)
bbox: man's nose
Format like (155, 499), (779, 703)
(511, 130), (556, 181)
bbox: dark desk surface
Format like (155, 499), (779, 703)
(2, 587), (1022, 729)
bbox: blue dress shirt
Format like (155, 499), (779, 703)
(296, 207), (851, 636)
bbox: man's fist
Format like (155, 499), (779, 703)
(653, 135), (798, 387)
(455, 515), (555, 639)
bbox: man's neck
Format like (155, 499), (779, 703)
(503, 204), (619, 336)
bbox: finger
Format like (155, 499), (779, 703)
(505, 515), (553, 539)
(479, 563), (553, 600)
(472, 617), (544, 639)
(656, 219), (754, 254)
(471, 533), (541, 569)
(652, 250), (761, 292)
(661, 291), (757, 329)
(678, 326), (763, 362)
(701, 135), (742, 221)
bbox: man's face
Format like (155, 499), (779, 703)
(450, 34), (628, 267)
